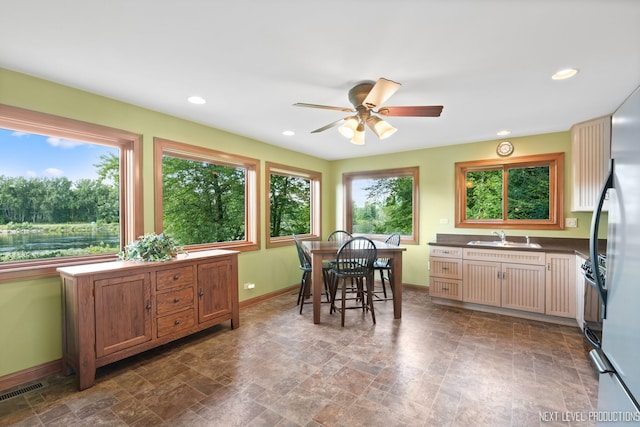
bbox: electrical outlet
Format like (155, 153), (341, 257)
(439, 218), (449, 224)
(565, 218), (578, 228)
(243, 283), (255, 290)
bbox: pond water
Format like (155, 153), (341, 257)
(0, 231), (120, 253)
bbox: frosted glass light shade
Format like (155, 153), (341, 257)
(351, 130), (365, 145)
(367, 116), (397, 139)
(351, 123), (365, 145)
(338, 116), (358, 138)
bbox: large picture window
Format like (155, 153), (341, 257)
(343, 167), (419, 244)
(455, 152), (564, 229)
(0, 104), (142, 281)
(154, 138), (259, 252)
(266, 162), (321, 248)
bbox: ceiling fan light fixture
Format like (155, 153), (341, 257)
(338, 116), (359, 138)
(351, 123), (366, 145)
(366, 116), (397, 140)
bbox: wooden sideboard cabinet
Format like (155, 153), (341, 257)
(58, 249), (239, 390)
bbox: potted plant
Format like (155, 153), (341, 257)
(119, 232), (185, 262)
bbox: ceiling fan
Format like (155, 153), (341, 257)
(294, 77), (443, 145)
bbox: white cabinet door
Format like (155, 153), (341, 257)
(571, 116), (611, 211)
(545, 253), (576, 318)
(502, 263), (546, 313)
(463, 260), (501, 307)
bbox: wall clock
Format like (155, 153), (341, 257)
(496, 141), (514, 156)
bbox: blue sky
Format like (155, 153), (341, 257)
(0, 127), (118, 182)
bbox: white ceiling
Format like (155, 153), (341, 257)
(1, 0), (639, 160)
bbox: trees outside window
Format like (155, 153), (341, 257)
(0, 104), (142, 281)
(343, 167), (419, 244)
(154, 138), (259, 252)
(455, 152), (563, 229)
(266, 162), (321, 248)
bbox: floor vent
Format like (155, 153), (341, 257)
(0, 382), (43, 402)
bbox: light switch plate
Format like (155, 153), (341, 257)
(565, 218), (578, 228)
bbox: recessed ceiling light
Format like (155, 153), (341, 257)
(552, 68), (579, 80)
(497, 130), (511, 136)
(282, 130), (295, 136)
(187, 95), (206, 105)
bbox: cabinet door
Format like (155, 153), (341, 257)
(94, 273), (152, 358)
(198, 259), (233, 324)
(571, 116), (611, 211)
(501, 263), (545, 313)
(575, 256), (587, 330)
(463, 260), (501, 306)
(545, 253), (577, 318)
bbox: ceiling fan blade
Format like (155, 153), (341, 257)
(310, 118), (346, 133)
(377, 105), (444, 117)
(362, 78), (401, 109)
(293, 103), (354, 113)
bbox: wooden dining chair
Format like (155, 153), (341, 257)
(327, 229), (352, 243)
(293, 234), (330, 314)
(329, 237), (377, 326)
(373, 232), (401, 300)
(323, 230), (353, 286)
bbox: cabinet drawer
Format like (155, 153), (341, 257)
(463, 248), (545, 266)
(430, 258), (463, 279)
(157, 308), (195, 338)
(156, 266), (194, 291)
(429, 277), (462, 301)
(156, 286), (194, 315)
(429, 246), (462, 259)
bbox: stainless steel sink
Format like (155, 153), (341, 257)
(467, 240), (542, 249)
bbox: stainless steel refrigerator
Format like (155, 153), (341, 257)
(589, 85), (640, 424)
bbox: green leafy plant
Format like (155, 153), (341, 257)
(118, 232), (185, 262)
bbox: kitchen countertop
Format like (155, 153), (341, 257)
(429, 233), (606, 259)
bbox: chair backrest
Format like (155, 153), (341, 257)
(293, 234), (311, 269)
(334, 237), (377, 276)
(385, 233), (401, 247)
(327, 230), (352, 244)
(377, 233), (401, 267)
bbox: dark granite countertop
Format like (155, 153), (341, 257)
(429, 233), (606, 259)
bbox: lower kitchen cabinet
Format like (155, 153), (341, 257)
(545, 253), (576, 318)
(58, 249), (239, 390)
(501, 263), (546, 313)
(428, 246), (463, 300)
(429, 243), (582, 326)
(462, 260), (502, 307)
(462, 248), (546, 312)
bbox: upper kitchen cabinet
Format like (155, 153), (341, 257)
(571, 116), (611, 211)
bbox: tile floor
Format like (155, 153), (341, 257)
(0, 286), (599, 426)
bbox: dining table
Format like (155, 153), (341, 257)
(301, 239), (406, 324)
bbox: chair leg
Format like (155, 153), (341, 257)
(297, 271), (306, 306)
(378, 269), (388, 299)
(367, 274), (376, 324)
(299, 271), (311, 314)
(341, 278), (347, 327)
(329, 273), (338, 314)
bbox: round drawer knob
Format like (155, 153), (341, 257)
(174, 320), (180, 325)
(174, 297), (180, 303)
(173, 274), (180, 280)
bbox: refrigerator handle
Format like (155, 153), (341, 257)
(589, 158), (614, 319)
(589, 349), (614, 374)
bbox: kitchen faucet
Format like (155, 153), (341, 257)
(493, 230), (506, 243)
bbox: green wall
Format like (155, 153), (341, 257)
(0, 68), (597, 380)
(332, 132), (598, 290)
